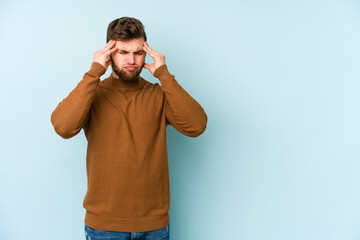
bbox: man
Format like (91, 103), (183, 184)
(50, 17), (207, 240)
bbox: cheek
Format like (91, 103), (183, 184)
(111, 53), (124, 63)
(136, 55), (146, 63)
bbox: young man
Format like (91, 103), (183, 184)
(51, 17), (207, 240)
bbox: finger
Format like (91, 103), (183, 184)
(143, 46), (157, 59)
(143, 46), (159, 57)
(142, 46), (153, 57)
(143, 63), (151, 70)
(143, 42), (157, 54)
(102, 40), (116, 52)
(106, 39), (116, 46)
(144, 42), (160, 55)
(104, 40), (116, 50)
(105, 46), (118, 55)
(144, 41), (155, 51)
(106, 59), (112, 68)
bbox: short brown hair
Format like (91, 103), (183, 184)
(106, 17), (147, 43)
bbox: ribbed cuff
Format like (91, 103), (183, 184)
(154, 65), (173, 79)
(86, 62), (106, 77)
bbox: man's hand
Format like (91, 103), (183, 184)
(93, 39), (118, 71)
(143, 42), (166, 75)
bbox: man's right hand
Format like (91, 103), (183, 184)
(92, 39), (117, 71)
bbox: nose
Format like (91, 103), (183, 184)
(127, 52), (135, 64)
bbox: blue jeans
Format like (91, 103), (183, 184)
(84, 223), (170, 240)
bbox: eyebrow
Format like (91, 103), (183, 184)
(118, 49), (144, 53)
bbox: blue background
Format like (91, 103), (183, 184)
(1, 0), (360, 239)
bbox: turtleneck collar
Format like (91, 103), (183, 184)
(104, 72), (145, 91)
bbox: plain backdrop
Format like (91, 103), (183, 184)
(1, 0), (360, 239)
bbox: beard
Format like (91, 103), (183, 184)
(110, 55), (144, 82)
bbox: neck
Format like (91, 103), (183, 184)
(111, 71), (120, 79)
(107, 71), (144, 91)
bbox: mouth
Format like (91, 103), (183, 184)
(124, 66), (138, 71)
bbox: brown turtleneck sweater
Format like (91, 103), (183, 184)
(50, 62), (207, 232)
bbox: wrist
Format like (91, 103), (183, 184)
(87, 62), (106, 77)
(154, 65), (171, 78)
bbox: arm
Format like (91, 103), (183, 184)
(143, 42), (207, 137)
(154, 65), (207, 137)
(50, 62), (105, 139)
(51, 39), (117, 139)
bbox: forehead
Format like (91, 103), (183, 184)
(115, 38), (144, 51)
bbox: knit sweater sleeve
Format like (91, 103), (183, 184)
(154, 65), (207, 137)
(51, 62), (106, 139)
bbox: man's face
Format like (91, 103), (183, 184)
(110, 38), (146, 82)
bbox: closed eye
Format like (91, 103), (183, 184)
(118, 51), (144, 55)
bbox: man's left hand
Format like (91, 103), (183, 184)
(143, 42), (166, 75)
